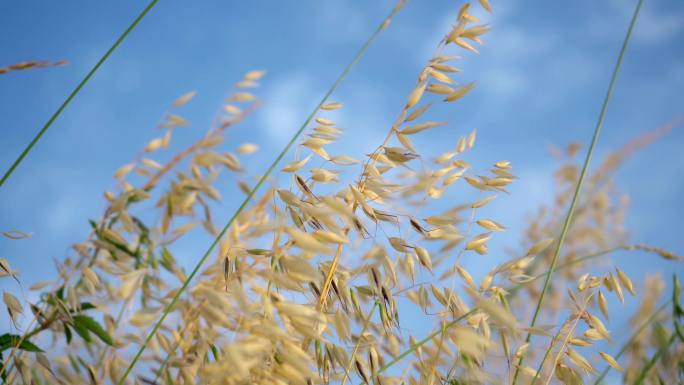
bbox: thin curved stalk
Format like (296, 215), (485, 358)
(537, 293), (595, 385)
(511, 0), (644, 382)
(302, 244), (346, 353)
(115, 4), (405, 384)
(0, 0), (159, 189)
(342, 301), (379, 385)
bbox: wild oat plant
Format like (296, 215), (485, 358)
(1, 1), (683, 384)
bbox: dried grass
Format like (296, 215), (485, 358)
(1, 0), (683, 384)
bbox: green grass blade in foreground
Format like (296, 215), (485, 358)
(511, 0), (645, 383)
(116, 4), (404, 384)
(633, 333), (676, 385)
(0, 0), (159, 189)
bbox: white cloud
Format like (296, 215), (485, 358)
(259, 73), (319, 145)
(593, 0), (683, 44)
(257, 71), (391, 159)
(635, 5), (683, 43)
(311, 0), (388, 43)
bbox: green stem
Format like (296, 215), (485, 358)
(633, 333), (676, 385)
(115, 4), (403, 384)
(531, 325), (564, 384)
(0, 0), (159, 189)
(511, 0), (644, 383)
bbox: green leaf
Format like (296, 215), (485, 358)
(247, 248), (270, 256)
(210, 344), (220, 361)
(55, 285), (65, 301)
(673, 275), (683, 318)
(675, 322), (684, 344)
(73, 315), (114, 346)
(67, 302), (96, 314)
(68, 354), (81, 374)
(0, 333), (43, 352)
(79, 302), (97, 312)
(160, 247), (175, 272)
(64, 322), (73, 344)
(71, 319), (91, 343)
(0, 351), (6, 382)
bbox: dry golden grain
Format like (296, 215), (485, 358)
(401, 121), (447, 135)
(173, 91), (197, 107)
(6, 3), (676, 385)
(244, 70), (266, 81)
(444, 82), (476, 102)
(599, 352), (623, 372)
(526, 238), (554, 256)
(282, 155), (312, 172)
(320, 102), (343, 110)
(476, 219), (506, 232)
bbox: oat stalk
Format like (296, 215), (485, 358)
(539, 293), (595, 385)
(115, 4), (404, 384)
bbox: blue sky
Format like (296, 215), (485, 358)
(1, 0), (683, 380)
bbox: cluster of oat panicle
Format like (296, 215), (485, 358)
(1, 1), (683, 385)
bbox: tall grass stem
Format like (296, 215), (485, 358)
(511, 0), (644, 382)
(0, 0), (159, 189)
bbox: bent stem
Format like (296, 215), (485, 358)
(115, 3), (405, 384)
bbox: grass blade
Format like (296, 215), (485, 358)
(633, 333), (675, 385)
(0, 0), (159, 189)
(511, 0), (644, 382)
(115, 4), (405, 384)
